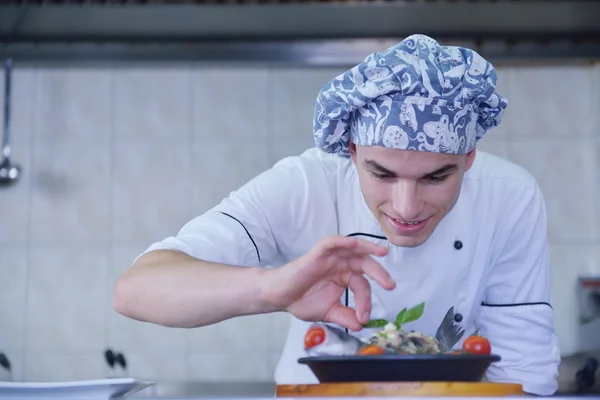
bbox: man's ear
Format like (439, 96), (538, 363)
(349, 142), (357, 165)
(464, 148), (477, 171)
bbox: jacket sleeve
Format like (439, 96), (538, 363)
(475, 181), (561, 396)
(138, 150), (339, 268)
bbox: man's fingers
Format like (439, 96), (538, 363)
(317, 236), (388, 257)
(347, 274), (372, 325)
(324, 303), (363, 332)
(348, 255), (396, 290)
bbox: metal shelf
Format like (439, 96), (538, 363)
(2, 38), (600, 66)
(1, 1), (600, 64)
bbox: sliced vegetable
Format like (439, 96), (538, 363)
(462, 333), (491, 355)
(358, 345), (386, 355)
(304, 327), (325, 349)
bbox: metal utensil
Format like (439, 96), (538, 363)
(0, 58), (20, 187)
(0, 352), (12, 381)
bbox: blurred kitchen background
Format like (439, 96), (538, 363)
(0, 0), (600, 396)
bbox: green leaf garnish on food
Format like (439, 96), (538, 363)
(363, 319), (389, 328)
(395, 302), (425, 330)
(362, 302), (426, 330)
(394, 307), (408, 329)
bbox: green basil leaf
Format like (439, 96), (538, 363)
(395, 307), (408, 329)
(363, 319), (389, 328)
(401, 302), (425, 325)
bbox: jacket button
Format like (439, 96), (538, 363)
(454, 240), (463, 250)
(454, 313), (463, 323)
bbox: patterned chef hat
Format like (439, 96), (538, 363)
(313, 34), (508, 157)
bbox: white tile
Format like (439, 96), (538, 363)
(493, 66), (511, 100)
(107, 245), (187, 353)
(189, 138), (270, 215)
(110, 351), (187, 381)
(113, 67), (191, 139)
(0, 67), (36, 141)
(267, 312), (291, 353)
(473, 136), (509, 160)
(25, 246), (107, 352)
(270, 136), (316, 166)
(23, 353), (104, 382)
(35, 69), (111, 140)
(594, 244), (600, 277)
(549, 245), (596, 356)
(507, 66), (597, 138)
(192, 68), (269, 138)
(508, 139), (597, 244)
(0, 137), (30, 243)
(0, 245), (27, 350)
(111, 140), (191, 244)
(29, 140), (110, 243)
(187, 352), (271, 381)
(270, 67), (348, 139)
(187, 314), (271, 353)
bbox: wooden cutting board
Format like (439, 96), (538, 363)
(276, 382), (524, 397)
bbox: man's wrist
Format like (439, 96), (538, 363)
(254, 267), (289, 314)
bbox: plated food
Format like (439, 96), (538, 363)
(359, 322), (442, 355)
(300, 303), (498, 384)
(304, 302), (492, 357)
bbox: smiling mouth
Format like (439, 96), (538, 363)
(393, 219), (422, 225)
(383, 213), (431, 235)
(385, 213), (428, 225)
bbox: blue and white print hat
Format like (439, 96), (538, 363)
(313, 34), (508, 157)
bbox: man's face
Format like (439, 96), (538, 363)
(349, 142), (476, 247)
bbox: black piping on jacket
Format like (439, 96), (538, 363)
(219, 212), (261, 263)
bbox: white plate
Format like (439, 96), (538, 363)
(0, 378), (154, 399)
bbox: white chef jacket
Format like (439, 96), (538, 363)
(139, 147), (560, 396)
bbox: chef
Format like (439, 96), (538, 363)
(113, 34), (560, 396)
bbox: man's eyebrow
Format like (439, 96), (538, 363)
(364, 160), (458, 179)
(364, 159), (396, 176)
(421, 164), (458, 179)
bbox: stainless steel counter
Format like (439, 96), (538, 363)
(129, 382), (276, 399)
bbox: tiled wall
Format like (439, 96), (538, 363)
(0, 62), (599, 383)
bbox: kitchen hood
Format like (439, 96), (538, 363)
(1, 0), (600, 65)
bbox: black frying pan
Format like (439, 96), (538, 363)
(298, 353), (501, 383)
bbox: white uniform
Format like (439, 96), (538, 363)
(139, 148), (560, 396)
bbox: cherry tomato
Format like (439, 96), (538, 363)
(462, 335), (491, 355)
(304, 327), (325, 349)
(358, 345), (386, 355)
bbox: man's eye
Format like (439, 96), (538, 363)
(427, 175), (448, 183)
(370, 171), (393, 180)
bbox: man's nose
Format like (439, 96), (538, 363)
(391, 181), (424, 220)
